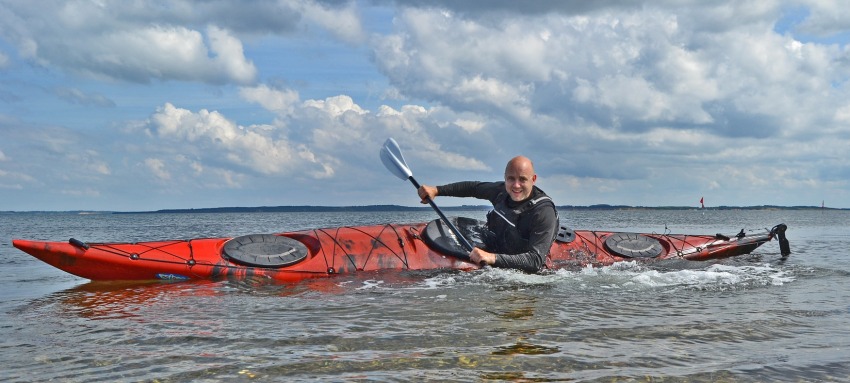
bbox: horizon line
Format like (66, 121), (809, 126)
(2, 203), (846, 214)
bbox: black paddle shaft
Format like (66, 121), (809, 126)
(407, 176), (474, 252)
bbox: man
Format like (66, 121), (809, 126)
(417, 156), (559, 273)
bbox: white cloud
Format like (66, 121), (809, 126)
(239, 84), (301, 116)
(78, 24), (257, 84)
(299, 0), (364, 43)
(794, 0), (850, 36)
(453, 119), (485, 133)
(54, 87), (116, 107)
(144, 158), (171, 181)
(303, 95), (368, 117)
(0, 164), (33, 190)
(393, 7), (800, 115)
(0, 0), (363, 84)
(206, 25), (257, 84)
(147, 102), (334, 177)
(370, 2), (850, 154)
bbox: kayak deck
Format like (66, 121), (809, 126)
(12, 218), (789, 282)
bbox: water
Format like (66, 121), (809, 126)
(1, 209), (849, 382)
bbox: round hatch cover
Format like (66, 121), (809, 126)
(223, 234), (308, 267)
(604, 233), (664, 258)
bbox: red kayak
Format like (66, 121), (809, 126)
(12, 217), (790, 282)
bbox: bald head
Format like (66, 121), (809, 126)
(504, 156), (537, 201)
(505, 156), (534, 175)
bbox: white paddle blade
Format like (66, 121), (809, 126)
(380, 138), (413, 180)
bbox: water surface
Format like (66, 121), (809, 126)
(1, 209), (848, 382)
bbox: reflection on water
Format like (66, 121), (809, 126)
(2, 210), (850, 381)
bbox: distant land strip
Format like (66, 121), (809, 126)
(113, 204), (847, 214)
(1, 204), (837, 214)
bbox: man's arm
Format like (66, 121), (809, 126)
(419, 181), (500, 204)
(436, 181), (503, 201)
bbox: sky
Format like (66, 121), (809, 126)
(1, 0), (849, 211)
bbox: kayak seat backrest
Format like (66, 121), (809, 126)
(421, 217), (488, 261)
(556, 226), (576, 243)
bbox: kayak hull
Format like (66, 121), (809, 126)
(12, 219), (787, 282)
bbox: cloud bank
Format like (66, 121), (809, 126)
(1, 0), (849, 210)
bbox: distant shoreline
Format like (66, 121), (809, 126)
(2, 204), (845, 214)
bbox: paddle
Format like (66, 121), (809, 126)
(380, 138), (474, 252)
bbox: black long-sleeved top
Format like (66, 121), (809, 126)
(436, 181), (559, 273)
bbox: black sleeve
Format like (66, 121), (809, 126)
(492, 203), (559, 273)
(436, 181), (503, 202)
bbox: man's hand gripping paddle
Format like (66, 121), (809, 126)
(379, 138), (474, 253)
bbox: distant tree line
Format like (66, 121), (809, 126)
(107, 204), (843, 214)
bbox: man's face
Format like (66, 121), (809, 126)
(504, 164), (536, 201)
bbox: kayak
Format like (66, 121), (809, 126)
(12, 217), (790, 282)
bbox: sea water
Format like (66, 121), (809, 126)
(1, 209), (848, 382)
